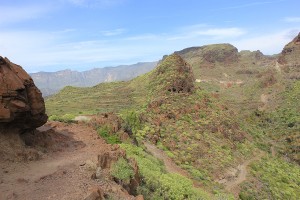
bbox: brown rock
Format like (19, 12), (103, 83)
(98, 148), (126, 169)
(135, 195), (144, 200)
(84, 188), (104, 200)
(128, 158), (141, 195)
(0, 56), (47, 129)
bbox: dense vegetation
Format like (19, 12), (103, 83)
(121, 143), (220, 200)
(240, 157), (300, 199)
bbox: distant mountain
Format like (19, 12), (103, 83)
(30, 61), (157, 96)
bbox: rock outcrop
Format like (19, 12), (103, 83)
(278, 32), (300, 66)
(0, 56), (47, 130)
(277, 32), (300, 79)
(152, 54), (195, 94)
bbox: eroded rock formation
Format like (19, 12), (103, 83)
(0, 56), (47, 130)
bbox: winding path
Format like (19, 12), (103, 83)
(143, 142), (189, 177)
(218, 152), (264, 196)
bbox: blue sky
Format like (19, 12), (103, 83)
(0, 0), (300, 72)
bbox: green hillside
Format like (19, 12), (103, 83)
(46, 44), (300, 199)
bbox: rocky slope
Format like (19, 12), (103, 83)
(31, 61), (157, 96)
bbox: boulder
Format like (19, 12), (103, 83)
(0, 56), (47, 129)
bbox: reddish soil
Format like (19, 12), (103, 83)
(0, 122), (132, 200)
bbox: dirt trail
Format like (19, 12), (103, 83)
(218, 152), (264, 196)
(144, 142), (189, 177)
(0, 122), (111, 200)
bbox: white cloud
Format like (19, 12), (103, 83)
(0, 25), (248, 72)
(0, 29), (161, 72)
(231, 29), (300, 55)
(167, 27), (246, 40)
(0, 5), (51, 25)
(283, 17), (300, 23)
(1, 23), (299, 72)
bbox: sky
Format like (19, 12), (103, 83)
(0, 0), (300, 72)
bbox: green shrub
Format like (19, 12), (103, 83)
(48, 114), (75, 123)
(97, 126), (120, 144)
(111, 158), (134, 183)
(48, 115), (59, 121)
(120, 110), (142, 135)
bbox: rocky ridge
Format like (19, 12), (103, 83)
(278, 32), (300, 66)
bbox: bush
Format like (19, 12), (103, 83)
(111, 158), (134, 184)
(48, 114), (75, 123)
(97, 126), (120, 144)
(120, 110), (142, 135)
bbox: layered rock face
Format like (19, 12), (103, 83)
(0, 56), (47, 129)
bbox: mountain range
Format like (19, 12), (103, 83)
(30, 61), (157, 96)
